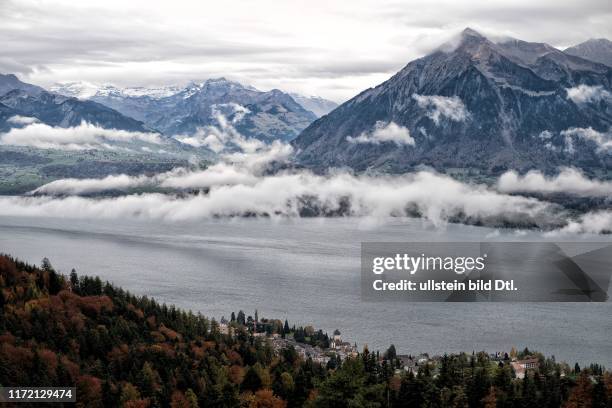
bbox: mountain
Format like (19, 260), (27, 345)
(50, 82), (182, 100)
(0, 89), (151, 132)
(289, 93), (338, 117)
(0, 74), (152, 133)
(0, 102), (20, 132)
(0, 73), (45, 97)
(292, 28), (612, 173)
(565, 38), (612, 67)
(53, 79), (320, 141)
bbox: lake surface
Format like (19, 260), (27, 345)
(1, 215), (611, 367)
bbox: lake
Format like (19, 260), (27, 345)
(1, 215), (611, 367)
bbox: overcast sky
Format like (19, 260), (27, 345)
(1, 0), (610, 102)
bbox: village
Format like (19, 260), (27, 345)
(217, 311), (551, 380)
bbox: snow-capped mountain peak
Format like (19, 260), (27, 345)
(565, 38), (612, 67)
(51, 81), (182, 100)
(289, 93), (338, 117)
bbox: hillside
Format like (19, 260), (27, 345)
(0, 254), (325, 407)
(1, 254), (611, 407)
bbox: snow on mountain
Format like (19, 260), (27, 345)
(51, 82), (182, 100)
(51, 79), (336, 136)
(289, 93), (338, 117)
(0, 73), (45, 97)
(565, 38), (612, 67)
(0, 75), (154, 134)
(55, 78), (318, 142)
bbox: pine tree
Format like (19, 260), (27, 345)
(237, 310), (246, 325)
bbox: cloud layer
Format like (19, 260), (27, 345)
(8, 170), (561, 230)
(32, 174), (158, 195)
(10, 111), (612, 235)
(555, 210), (612, 234)
(346, 121), (415, 146)
(0, 121), (163, 151)
(498, 168), (612, 197)
(3, 0), (611, 102)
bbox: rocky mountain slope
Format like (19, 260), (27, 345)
(292, 28), (612, 173)
(565, 38), (612, 67)
(52, 79), (333, 141)
(289, 93), (338, 117)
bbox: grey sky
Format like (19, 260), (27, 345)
(1, 0), (610, 102)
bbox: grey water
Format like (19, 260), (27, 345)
(1, 215), (611, 367)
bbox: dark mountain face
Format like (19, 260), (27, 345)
(292, 29), (612, 174)
(89, 78), (317, 141)
(0, 75), (150, 132)
(565, 38), (612, 67)
(0, 103), (19, 132)
(0, 90), (150, 132)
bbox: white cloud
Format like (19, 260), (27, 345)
(7, 115), (39, 125)
(553, 210), (612, 234)
(538, 130), (553, 140)
(32, 174), (155, 195)
(498, 168), (612, 197)
(221, 141), (294, 172)
(175, 128), (227, 152)
(32, 164), (263, 195)
(536, 130), (559, 151)
(561, 127), (612, 153)
(159, 165), (258, 190)
(346, 121), (415, 146)
(0, 121), (163, 151)
(566, 85), (611, 104)
(174, 104), (258, 153)
(412, 94), (469, 124)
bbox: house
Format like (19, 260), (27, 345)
(511, 357), (539, 379)
(398, 355), (419, 374)
(218, 318), (231, 335)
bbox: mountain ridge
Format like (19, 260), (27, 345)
(292, 28), (612, 173)
(50, 79), (338, 140)
(0, 74), (152, 133)
(565, 38), (612, 67)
